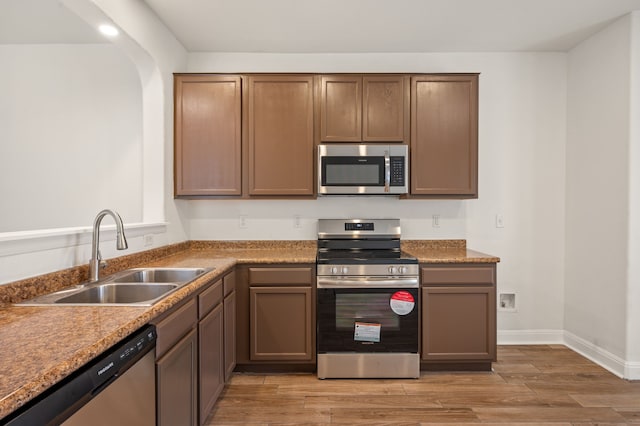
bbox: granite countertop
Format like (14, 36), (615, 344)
(0, 240), (498, 420)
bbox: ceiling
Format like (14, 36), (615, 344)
(143, 0), (640, 52)
(0, 0), (106, 44)
(2, 0), (640, 51)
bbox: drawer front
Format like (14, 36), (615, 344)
(199, 279), (223, 318)
(223, 270), (236, 297)
(248, 267), (312, 286)
(421, 264), (495, 286)
(155, 298), (198, 359)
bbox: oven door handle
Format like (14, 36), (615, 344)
(317, 277), (419, 289)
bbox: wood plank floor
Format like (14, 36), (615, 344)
(204, 345), (640, 425)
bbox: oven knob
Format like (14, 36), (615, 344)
(388, 266), (397, 275)
(398, 266), (407, 274)
(331, 267), (339, 275)
(341, 267), (349, 275)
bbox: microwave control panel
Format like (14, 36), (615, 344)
(390, 157), (406, 186)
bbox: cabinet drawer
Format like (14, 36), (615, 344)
(421, 265), (495, 286)
(155, 298), (197, 359)
(248, 267), (312, 286)
(199, 279), (223, 319)
(223, 270), (236, 297)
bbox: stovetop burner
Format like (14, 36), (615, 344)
(316, 219), (418, 271)
(316, 249), (418, 265)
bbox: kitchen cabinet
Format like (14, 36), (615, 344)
(410, 74), (479, 198)
(245, 75), (315, 196)
(174, 74), (242, 197)
(223, 271), (237, 381)
(154, 299), (198, 426)
(320, 75), (409, 142)
(235, 265), (315, 367)
(153, 269), (237, 426)
(198, 280), (224, 425)
(249, 286), (313, 361)
(420, 264), (496, 370)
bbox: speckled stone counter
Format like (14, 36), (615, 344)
(402, 240), (500, 263)
(0, 239), (497, 420)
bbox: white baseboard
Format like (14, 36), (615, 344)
(497, 329), (564, 345)
(563, 331), (631, 379)
(498, 329), (640, 380)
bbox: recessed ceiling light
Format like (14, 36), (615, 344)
(98, 24), (119, 37)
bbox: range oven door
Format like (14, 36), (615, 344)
(317, 284), (419, 354)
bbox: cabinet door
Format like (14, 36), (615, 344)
(224, 291), (236, 381)
(174, 75), (242, 196)
(246, 75), (315, 195)
(320, 75), (362, 141)
(157, 328), (198, 426)
(199, 303), (224, 424)
(362, 76), (408, 142)
(410, 74), (478, 197)
(421, 286), (496, 361)
(249, 286), (313, 361)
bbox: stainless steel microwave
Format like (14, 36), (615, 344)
(318, 144), (409, 195)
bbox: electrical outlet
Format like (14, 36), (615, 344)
(239, 215), (248, 229)
(432, 214), (440, 228)
(143, 234), (154, 247)
(293, 214), (301, 228)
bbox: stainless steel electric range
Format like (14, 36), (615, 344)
(316, 219), (420, 379)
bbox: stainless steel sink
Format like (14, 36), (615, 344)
(17, 267), (213, 306)
(54, 283), (179, 304)
(112, 268), (208, 284)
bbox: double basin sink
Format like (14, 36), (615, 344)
(18, 267), (213, 306)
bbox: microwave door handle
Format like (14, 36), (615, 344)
(384, 150), (390, 192)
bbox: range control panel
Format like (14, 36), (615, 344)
(345, 222), (374, 231)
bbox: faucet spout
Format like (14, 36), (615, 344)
(89, 209), (128, 282)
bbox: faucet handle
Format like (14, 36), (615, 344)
(96, 250), (107, 270)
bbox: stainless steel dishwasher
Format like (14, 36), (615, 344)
(4, 325), (156, 426)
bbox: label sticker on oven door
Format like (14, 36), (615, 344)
(354, 322), (381, 342)
(390, 291), (415, 315)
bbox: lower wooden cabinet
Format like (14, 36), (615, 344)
(420, 264), (497, 369)
(224, 290), (236, 380)
(249, 286), (313, 361)
(153, 270), (237, 426)
(422, 286), (496, 361)
(153, 299), (198, 426)
(199, 303), (224, 424)
(235, 265), (315, 367)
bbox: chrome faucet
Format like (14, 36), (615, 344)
(89, 209), (128, 282)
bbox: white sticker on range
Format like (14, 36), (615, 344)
(354, 322), (381, 343)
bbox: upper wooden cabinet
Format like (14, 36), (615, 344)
(320, 75), (409, 142)
(174, 74), (242, 196)
(410, 74), (479, 197)
(174, 73), (479, 199)
(245, 75), (315, 196)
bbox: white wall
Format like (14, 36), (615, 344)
(0, 0), (187, 285)
(186, 52), (568, 336)
(565, 14), (631, 369)
(0, 44), (142, 232)
(626, 11), (640, 374)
